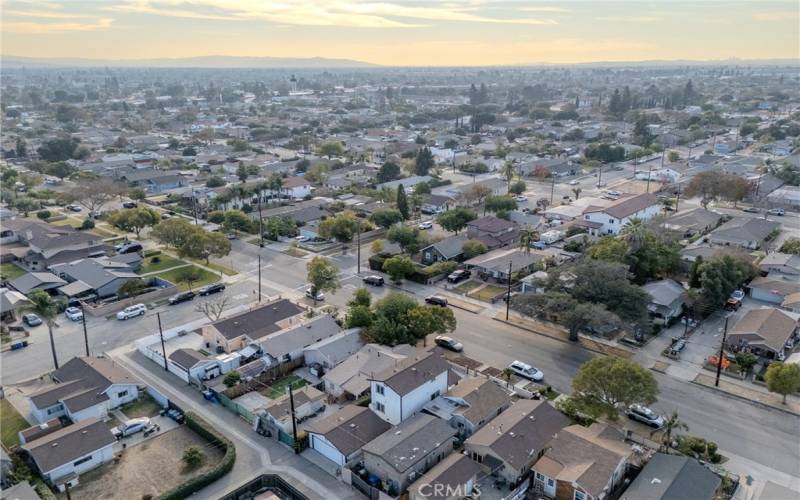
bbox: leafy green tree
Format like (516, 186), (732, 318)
(319, 140), (345, 158)
(236, 163), (249, 183)
(151, 218), (197, 249)
(370, 239), (384, 254)
(570, 260), (651, 323)
(462, 239), (488, 259)
(562, 302), (620, 341)
(348, 288), (372, 308)
(572, 357), (659, 420)
(396, 184), (409, 220)
(437, 207), (476, 234)
(25, 291), (59, 370)
(346, 305), (374, 328)
(223, 371), (241, 388)
(413, 181), (431, 195)
(109, 208), (160, 238)
(509, 180), (526, 195)
(779, 238), (800, 255)
(689, 255), (704, 288)
(317, 210), (360, 247)
(382, 255), (416, 283)
(13, 197), (40, 216)
(207, 211), (225, 224)
(518, 226), (539, 254)
(363, 292), (456, 345)
(205, 176), (225, 188)
(501, 161), (515, 191)
(698, 255), (757, 311)
(386, 225), (426, 255)
(182, 446), (205, 468)
(415, 147), (434, 176)
(178, 231), (231, 264)
(735, 352), (758, 376)
(483, 195), (517, 215)
(37, 137), (81, 161)
(586, 237), (630, 262)
(129, 188), (147, 201)
(370, 208), (404, 229)
(651, 411), (688, 452)
(764, 362), (800, 404)
(46, 161), (77, 180)
(222, 209), (252, 236)
(306, 256), (340, 306)
(376, 161), (401, 184)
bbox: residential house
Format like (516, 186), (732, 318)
(369, 349), (450, 425)
(361, 413), (457, 495)
(421, 234), (468, 265)
(50, 258), (139, 299)
(642, 279), (687, 325)
(531, 423), (633, 500)
(256, 386), (325, 439)
(662, 208), (724, 237)
(202, 299), (306, 353)
(408, 454), (482, 500)
(759, 253), (800, 276)
(582, 193), (661, 235)
(280, 176), (313, 199)
(377, 175), (433, 192)
(28, 356), (139, 423)
(259, 314), (342, 365)
(452, 177), (508, 201)
(0, 287), (31, 322)
(464, 248), (543, 282)
(0, 480), (40, 499)
(421, 194), (454, 215)
(708, 217), (780, 250)
(302, 328), (364, 371)
(9, 272), (66, 296)
(423, 377), (511, 438)
(307, 406), (391, 467)
(466, 216), (519, 250)
(749, 274), (800, 304)
(727, 307), (798, 359)
(767, 186), (800, 210)
(782, 293), (800, 313)
(621, 454), (721, 500)
(0, 219), (108, 271)
(464, 399), (569, 486)
(18, 418), (63, 445)
(322, 343), (416, 400)
(520, 158), (577, 178)
(116, 168), (187, 193)
(167, 348), (222, 383)
(21, 418), (116, 490)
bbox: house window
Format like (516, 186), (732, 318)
(73, 455), (93, 467)
(535, 472), (545, 481)
(609, 219), (615, 224)
(117, 390), (128, 398)
(375, 384), (384, 395)
(574, 491), (586, 500)
(375, 402), (385, 413)
(47, 405), (63, 415)
(430, 390), (440, 400)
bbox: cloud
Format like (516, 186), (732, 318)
(3, 18), (114, 33)
(595, 16), (660, 23)
(518, 6), (571, 13)
(4, 10), (96, 19)
(753, 11), (799, 22)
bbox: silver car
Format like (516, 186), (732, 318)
(626, 404), (664, 428)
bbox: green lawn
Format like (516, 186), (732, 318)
(1, 398), (29, 448)
(283, 247), (308, 257)
(120, 394), (162, 418)
(454, 280), (480, 294)
(156, 265), (219, 291)
(264, 375), (308, 399)
(472, 285), (507, 302)
(182, 256), (238, 276)
(0, 263), (26, 281)
(139, 254), (186, 274)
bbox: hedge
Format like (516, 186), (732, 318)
(157, 412), (236, 500)
(142, 249), (162, 258)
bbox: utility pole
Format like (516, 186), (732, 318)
(597, 165), (603, 188)
(549, 175), (555, 205)
(257, 191), (264, 248)
(356, 224), (362, 275)
(257, 254), (262, 303)
(675, 183), (681, 212)
(505, 260), (513, 321)
(80, 302), (89, 357)
(646, 163), (653, 193)
(191, 188), (198, 225)
(157, 312), (168, 371)
(660, 149), (666, 169)
(288, 385), (299, 454)
(715, 315), (730, 387)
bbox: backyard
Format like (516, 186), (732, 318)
(261, 375), (308, 399)
(119, 394), (162, 419)
(57, 426), (223, 500)
(0, 263), (26, 281)
(1, 398), (29, 448)
(155, 265), (219, 292)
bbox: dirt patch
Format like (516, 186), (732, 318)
(652, 361), (671, 373)
(59, 426), (224, 500)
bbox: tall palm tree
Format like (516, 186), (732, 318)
(25, 290), (59, 370)
(519, 226), (539, 254)
(501, 368), (514, 387)
(651, 410), (688, 453)
(502, 160), (515, 191)
(572, 187), (582, 200)
(621, 217), (648, 251)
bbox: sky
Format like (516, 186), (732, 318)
(1, 1), (799, 66)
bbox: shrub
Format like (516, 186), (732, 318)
(150, 256), (161, 264)
(80, 218), (95, 230)
(182, 446), (204, 468)
(223, 370), (241, 388)
(36, 210), (51, 220)
(142, 249), (161, 258)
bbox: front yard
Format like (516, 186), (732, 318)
(119, 394), (162, 419)
(138, 254), (187, 275)
(470, 284), (507, 302)
(155, 265), (219, 292)
(58, 426), (223, 500)
(0, 262), (26, 281)
(1, 398), (29, 448)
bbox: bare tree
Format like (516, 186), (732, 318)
(194, 296), (230, 322)
(68, 177), (126, 215)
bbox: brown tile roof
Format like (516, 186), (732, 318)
(729, 308), (798, 353)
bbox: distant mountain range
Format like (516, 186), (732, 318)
(0, 54), (379, 69)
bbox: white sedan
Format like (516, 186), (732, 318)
(569, 179), (579, 185)
(508, 360), (544, 382)
(514, 195), (528, 202)
(418, 221), (433, 230)
(64, 307), (83, 321)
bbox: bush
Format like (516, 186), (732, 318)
(182, 446), (204, 468)
(157, 412), (235, 500)
(150, 256), (161, 264)
(423, 261), (458, 277)
(142, 249), (162, 258)
(36, 210), (51, 220)
(80, 218), (95, 230)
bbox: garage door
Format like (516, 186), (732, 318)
(310, 434), (344, 465)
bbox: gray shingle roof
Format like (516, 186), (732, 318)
(212, 299), (304, 341)
(362, 414), (456, 473)
(22, 418), (116, 474)
(260, 314), (342, 358)
(308, 406), (391, 457)
(369, 349), (449, 396)
(422, 234), (468, 260)
(621, 453), (721, 500)
(168, 348), (207, 370)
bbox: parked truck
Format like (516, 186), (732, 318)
(540, 230), (565, 245)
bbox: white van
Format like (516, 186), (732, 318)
(117, 303), (146, 320)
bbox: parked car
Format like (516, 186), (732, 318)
(363, 275), (384, 286)
(569, 179), (579, 185)
(112, 417), (151, 439)
(447, 269), (470, 283)
(66, 204), (82, 212)
(514, 195), (528, 202)
(434, 335), (463, 352)
(117, 303), (146, 320)
(768, 208), (785, 216)
(680, 316), (699, 328)
(198, 283), (226, 296)
(22, 314), (42, 327)
(626, 405), (664, 428)
(169, 291), (196, 305)
(306, 288), (325, 301)
(142, 423), (160, 437)
(115, 241), (143, 254)
(730, 289), (745, 301)
(425, 295), (448, 307)
(724, 298), (742, 311)
(508, 360), (544, 381)
(418, 220), (433, 230)
(64, 307), (83, 321)
(295, 235), (309, 242)
(742, 206), (760, 213)
(122, 201), (138, 209)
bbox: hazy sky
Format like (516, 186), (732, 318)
(2, 1), (798, 65)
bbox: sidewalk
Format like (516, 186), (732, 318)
(692, 373), (800, 416)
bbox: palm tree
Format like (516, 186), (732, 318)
(501, 368), (514, 387)
(502, 160), (515, 191)
(518, 226), (539, 254)
(621, 217), (648, 251)
(25, 290), (59, 370)
(572, 187), (582, 200)
(650, 411), (689, 453)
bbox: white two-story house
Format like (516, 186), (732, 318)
(582, 193), (660, 235)
(368, 349), (450, 425)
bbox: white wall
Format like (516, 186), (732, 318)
(44, 444), (114, 484)
(31, 403), (65, 424)
(370, 370), (448, 425)
(67, 404), (107, 423)
(105, 384), (139, 408)
(370, 382), (402, 425)
(309, 433), (346, 465)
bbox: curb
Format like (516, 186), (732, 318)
(383, 281), (484, 314)
(689, 379), (800, 418)
(492, 316), (609, 356)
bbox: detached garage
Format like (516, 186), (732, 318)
(307, 406), (390, 466)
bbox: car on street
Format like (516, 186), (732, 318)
(508, 360), (544, 381)
(569, 179), (579, 185)
(418, 221), (433, 230)
(169, 291), (196, 305)
(447, 269), (470, 283)
(434, 335), (463, 352)
(66, 204), (82, 212)
(680, 316), (699, 328)
(198, 283), (225, 296)
(64, 307), (83, 321)
(730, 289), (745, 301)
(425, 295), (448, 307)
(626, 405), (664, 428)
(112, 417), (151, 439)
(117, 303), (146, 320)
(115, 241), (143, 254)
(742, 206), (760, 213)
(122, 201), (138, 209)
(363, 275), (384, 286)
(724, 298), (742, 311)
(514, 195), (528, 202)
(295, 235), (309, 242)
(768, 208), (785, 216)
(22, 314), (42, 327)
(306, 288), (325, 301)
